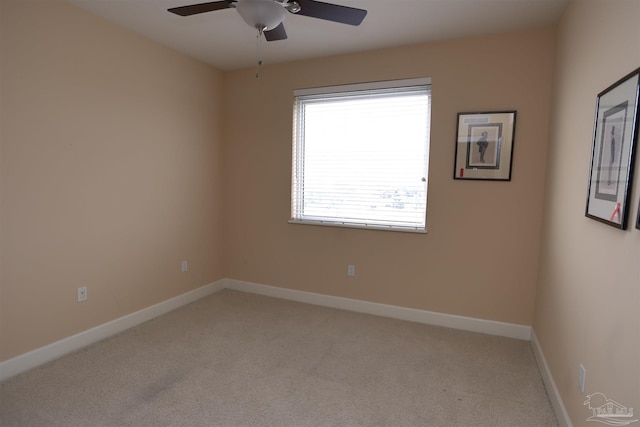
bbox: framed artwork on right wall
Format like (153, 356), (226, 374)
(585, 67), (640, 229)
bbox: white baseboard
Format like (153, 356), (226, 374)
(222, 278), (532, 340)
(531, 329), (573, 427)
(1, 278), (534, 384)
(0, 280), (225, 382)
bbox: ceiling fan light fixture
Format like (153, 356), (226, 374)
(236, 0), (286, 31)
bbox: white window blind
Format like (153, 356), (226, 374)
(291, 78), (431, 232)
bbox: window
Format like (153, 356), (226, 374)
(290, 78), (431, 232)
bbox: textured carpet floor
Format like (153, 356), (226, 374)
(0, 289), (558, 426)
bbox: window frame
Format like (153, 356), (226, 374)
(290, 78), (432, 233)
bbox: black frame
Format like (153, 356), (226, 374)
(454, 111), (517, 181)
(585, 68), (640, 229)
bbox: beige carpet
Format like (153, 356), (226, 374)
(0, 289), (558, 426)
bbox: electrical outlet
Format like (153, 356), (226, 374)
(77, 287), (88, 303)
(347, 265), (355, 277)
(181, 260), (188, 272)
(579, 364), (586, 393)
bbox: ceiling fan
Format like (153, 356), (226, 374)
(167, 0), (367, 41)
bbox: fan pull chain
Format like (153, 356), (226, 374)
(255, 25), (264, 78)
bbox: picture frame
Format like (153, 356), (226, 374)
(585, 68), (640, 229)
(453, 111), (517, 181)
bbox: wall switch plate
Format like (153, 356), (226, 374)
(181, 260), (188, 272)
(347, 265), (355, 277)
(579, 364), (586, 393)
(77, 287), (88, 303)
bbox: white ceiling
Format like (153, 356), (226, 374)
(69, 0), (567, 71)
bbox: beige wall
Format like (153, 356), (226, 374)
(534, 0), (640, 425)
(0, 0), (225, 361)
(222, 28), (555, 325)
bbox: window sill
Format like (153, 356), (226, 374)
(288, 219), (427, 234)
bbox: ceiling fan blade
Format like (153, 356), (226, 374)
(296, 0), (367, 26)
(264, 23), (288, 41)
(168, 0), (234, 16)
